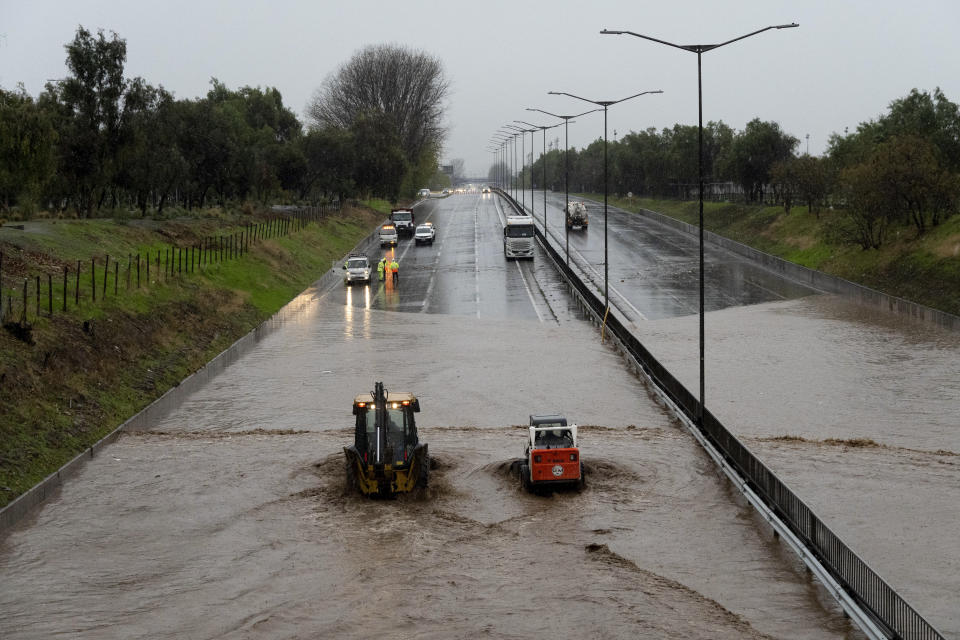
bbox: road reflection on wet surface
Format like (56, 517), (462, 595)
(2, 192), (954, 637)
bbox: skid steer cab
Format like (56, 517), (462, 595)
(519, 414), (583, 492)
(344, 382), (429, 497)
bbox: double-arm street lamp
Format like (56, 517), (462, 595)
(548, 89), (662, 314)
(504, 124), (537, 212)
(526, 107), (601, 267)
(515, 119), (564, 244)
(600, 24), (797, 425)
(496, 128), (520, 199)
(490, 133), (513, 190)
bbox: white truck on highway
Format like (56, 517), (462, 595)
(503, 215), (535, 260)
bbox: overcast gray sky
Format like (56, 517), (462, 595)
(2, 0), (959, 177)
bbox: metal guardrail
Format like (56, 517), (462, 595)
(493, 188), (944, 640)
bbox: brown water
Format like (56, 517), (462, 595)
(0, 298), (857, 639)
(638, 294), (960, 636)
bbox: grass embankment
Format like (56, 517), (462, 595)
(0, 205), (381, 507)
(581, 194), (960, 316)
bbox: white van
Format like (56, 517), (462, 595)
(417, 188), (430, 198)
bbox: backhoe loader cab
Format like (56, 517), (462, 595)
(519, 414), (583, 492)
(344, 382), (429, 497)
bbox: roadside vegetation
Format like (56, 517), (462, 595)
(0, 205), (381, 507)
(1, 27), (450, 221)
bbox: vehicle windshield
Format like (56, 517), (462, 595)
(505, 225), (534, 238)
(346, 258), (367, 269)
(363, 406), (416, 462)
(416, 226), (431, 233)
(392, 212), (412, 221)
(534, 429), (574, 448)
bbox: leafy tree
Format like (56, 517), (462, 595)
(837, 160), (891, 249)
(54, 26), (128, 215)
(725, 119), (798, 202)
(770, 158), (799, 214)
(0, 85), (57, 212)
(306, 43), (448, 196)
(872, 135), (958, 234)
(793, 155), (832, 216)
(350, 112), (406, 201)
(300, 127), (355, 201)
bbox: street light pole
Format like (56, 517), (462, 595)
(527, 107), (601, 268)
(505, 124), (536, 212)
(548, 90), (662, 314)
(516, 119), (563, 245)
(600, 23), (798, 425)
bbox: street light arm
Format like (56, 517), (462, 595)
(713, 23), (799, 50)
(601, 29), (690, 52)
(603, 24), (798, 53)
(516, 119), (563, 132)
(612, 89), (663, 105)
(548, 91), (600, 107)
(528, 107), (600, 120)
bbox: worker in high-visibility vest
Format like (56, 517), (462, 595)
(377, 257), (386, 281)
(390, 258), (399, 285)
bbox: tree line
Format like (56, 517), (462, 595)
(0, 28), (449, 218)
(496, 88), (959, 249)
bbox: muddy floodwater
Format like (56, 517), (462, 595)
(638, 295), (960, 636)
(0, 294), (857, 639)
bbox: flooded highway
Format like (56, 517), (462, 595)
(0, 193), (864, 639)
(524, 189), (960, 635)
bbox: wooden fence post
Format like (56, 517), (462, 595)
(91, 257), (96, 302)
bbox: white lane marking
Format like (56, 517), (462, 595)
(474, 202), (481, 318)
(515, 261), (544, 323)
(534, 192), (649, 321)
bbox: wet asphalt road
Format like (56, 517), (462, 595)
(0, 192), (955, 637)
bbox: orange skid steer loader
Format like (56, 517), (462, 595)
(518, 414), (584, 492)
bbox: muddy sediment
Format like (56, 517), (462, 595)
(0, 306), (854, 639)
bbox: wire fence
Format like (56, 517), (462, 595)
(0, 204), (339, 332)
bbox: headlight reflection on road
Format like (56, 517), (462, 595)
(343, 283), (373, 340)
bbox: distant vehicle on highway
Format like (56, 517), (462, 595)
(417, 188), (430, 198)
(503, 215), (535, 260)
(482, 186), (491, 194)
(414, 223), (436, 245)
(390, 208), (415, 237)
(379, 224), (398, 247)
(342, 254), (371, 285)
